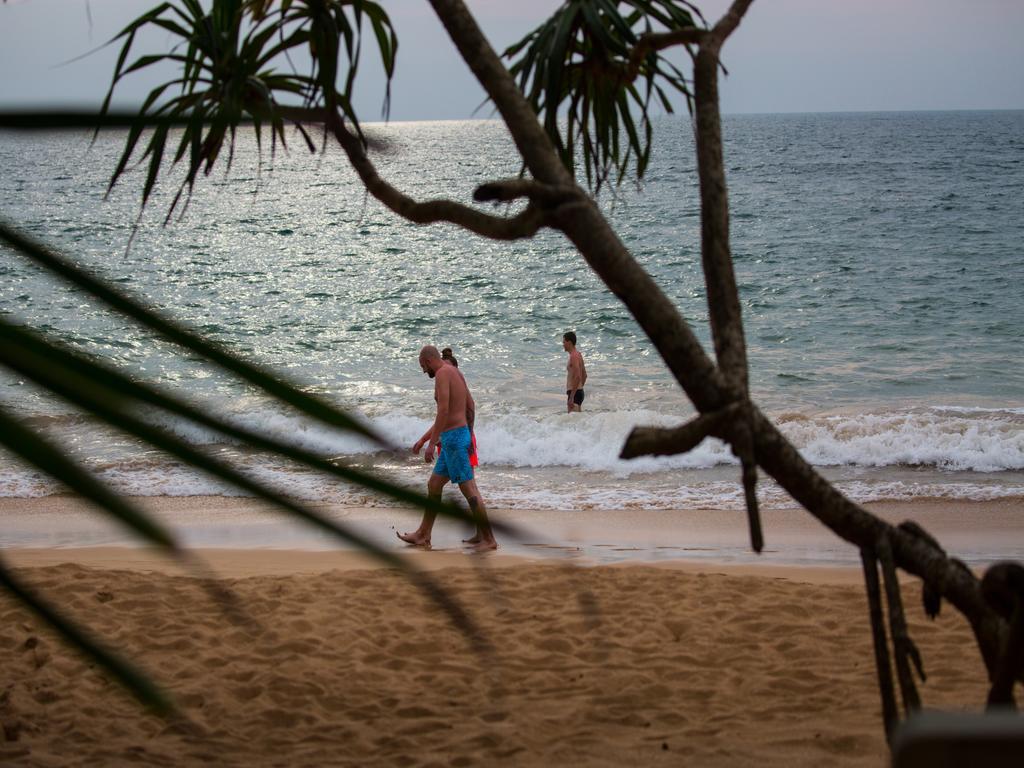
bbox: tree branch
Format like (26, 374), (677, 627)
(734, 417), (764, 552)
(473, 179), (583, 208)
(862, 548), (899, 743)
(427, 0), (1013, 694)
(428, 0), (730, 411)
(690, 0), (761, 551)
(274, 107), (547, 240)
(553, 205), (730, 411)
(620, 405), (737, 459)
(879, 534), (924, 713)
(691, 1), (757, 395)
(326, 115), (546, 239)
(707, 0), (756, 50)
(427, 0), (572, 187)
(624, 28), (705, 84)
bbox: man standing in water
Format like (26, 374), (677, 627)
(563, 331), (587, 413)
(398, 345), (497, 551)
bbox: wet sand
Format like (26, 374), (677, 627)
(2, 495), (1023, 568)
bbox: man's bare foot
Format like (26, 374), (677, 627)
(462, 533), (482, 545)
(469, 538), (498, 552)
(397, 530), (431, 547)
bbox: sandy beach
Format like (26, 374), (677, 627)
(2, 496), (1016, 766)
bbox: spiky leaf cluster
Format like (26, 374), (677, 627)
(504, 0), (702, 190)
(101, 0), (397, 219)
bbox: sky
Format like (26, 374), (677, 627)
(1, 0), (1022, 120)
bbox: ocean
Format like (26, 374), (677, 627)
(2, 111), (1023, 513)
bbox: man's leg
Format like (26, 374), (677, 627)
(457, 478), (497, 551)
(398, 472), (447, 547)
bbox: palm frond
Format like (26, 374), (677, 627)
(99, 0), (398, 219)
(0, 316), (487, 531)
(503, 0), (702, 191)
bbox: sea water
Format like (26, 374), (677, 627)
(1, 112), (1023, 511)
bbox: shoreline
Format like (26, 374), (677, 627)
(1, 494), (1022, 571)
(3, 546), (876, 585)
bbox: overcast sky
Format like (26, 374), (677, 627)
(1, 0), (1022, 119)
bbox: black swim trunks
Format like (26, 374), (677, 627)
(566, 389), (585, 406)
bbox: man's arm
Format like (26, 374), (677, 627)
(412, 427), (432, 453)
(466, 388), (476, 432)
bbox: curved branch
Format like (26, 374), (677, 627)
(474, 179), (582, 208)
(620, 405), (737, 459)
(707, 0), (756, 50)
(333, 120), (548, 237)
(274, 107), (547, 240)
(328, 117), (546, 240)
(624, 29), (705, 84)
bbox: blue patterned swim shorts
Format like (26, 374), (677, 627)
(433, 425), (474, 484)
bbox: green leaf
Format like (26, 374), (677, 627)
(121, 53), (187, 77)
(501, 0), (698, 190)
(141, 123), (169, 207)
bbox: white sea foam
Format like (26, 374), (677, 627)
(142, 406), (737, 473)
(7, 462), (1022, 511)
(190, 404), (1024, 473)
(92, 403), (1024, 476)
(777, 409), (1024, 472)
(468, 410), (735, 474)
(3, 406), (1022, 507)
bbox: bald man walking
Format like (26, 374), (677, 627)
(399, 345), (497, 551)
